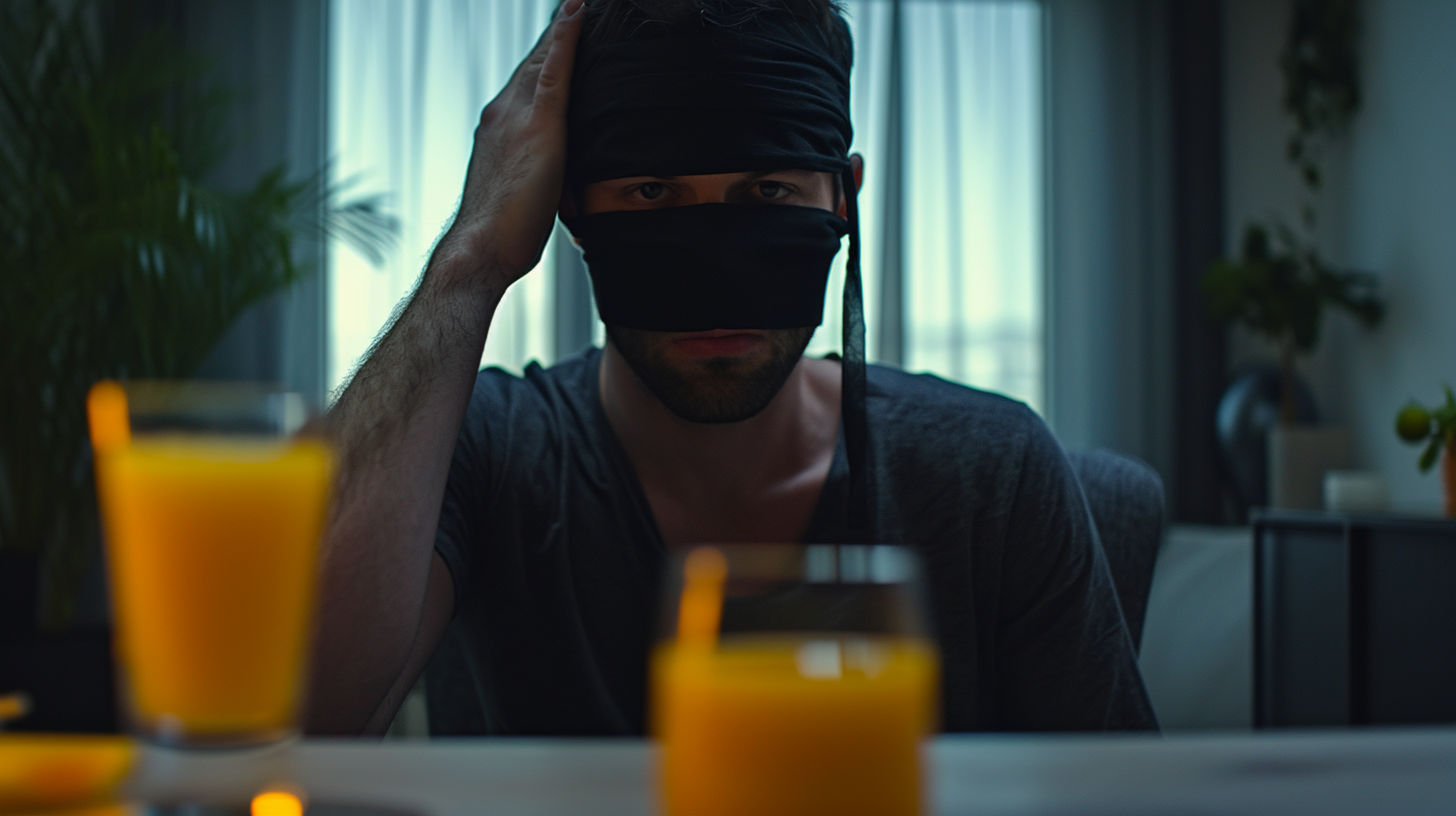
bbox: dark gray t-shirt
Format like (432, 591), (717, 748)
(427, 347), (1157, 735)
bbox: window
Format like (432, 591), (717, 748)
(329, 0), (1042, 410)
(328, 2), (556, 394)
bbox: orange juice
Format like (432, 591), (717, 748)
(95, 436), (333, 742)
(653, 633), (938, 816)
(0, 735), (135, 812)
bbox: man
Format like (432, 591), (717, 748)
(306, 0), (1157, 736)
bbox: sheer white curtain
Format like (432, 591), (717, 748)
(899, 1), (1041, 409)
(329, 0), (559, 393)
(1041, 0), (1176, 485)
(329, 0), (1043, 409)
(793, 0), (1043, 411)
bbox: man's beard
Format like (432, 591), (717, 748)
(606, 325), (817, 424)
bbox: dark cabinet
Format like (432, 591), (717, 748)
(1255, 510), (1456, 727)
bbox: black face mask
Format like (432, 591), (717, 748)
(564, 13), (874, 541)
(562, 203), (848, 332)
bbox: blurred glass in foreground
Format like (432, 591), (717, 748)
(89, 382), (334, 748)
(653, 545), (939, 816)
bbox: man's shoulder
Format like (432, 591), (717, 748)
(864, 363), (1062, 479)
(866, 363), (1042, 435)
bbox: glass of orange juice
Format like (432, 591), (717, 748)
(88, 380), (333, 747)
(652, 545), (940, 816)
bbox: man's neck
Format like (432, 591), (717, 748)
(598, 342), (841, 546)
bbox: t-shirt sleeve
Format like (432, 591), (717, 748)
(994, 411), (1159, 731)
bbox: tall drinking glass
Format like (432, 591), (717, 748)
(88, 381), (333, 747)
(652, 545), (940, 816)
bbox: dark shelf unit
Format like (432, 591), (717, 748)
(1254, 509), (1456, 728)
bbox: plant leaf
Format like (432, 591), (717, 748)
(1420, 436), (1443, 473)
(0, 0), (395, 629)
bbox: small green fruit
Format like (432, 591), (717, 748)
(1397, 402), (1433, 442)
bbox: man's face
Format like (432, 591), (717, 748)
(583, 170), (841, 424)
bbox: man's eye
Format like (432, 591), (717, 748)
(757, 181), (788, 200)
(634, 182), (666, 201)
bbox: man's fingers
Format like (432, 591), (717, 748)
(535, 0), (585, 110)
(503, 2), (567, 102)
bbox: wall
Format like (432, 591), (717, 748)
(1223, 0), (1456, 511)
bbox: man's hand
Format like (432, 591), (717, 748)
(435, 0), (585, 291)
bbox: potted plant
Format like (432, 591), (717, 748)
(0, 0), (393, 727)
(1395, 390), (1456, 517)
(1202, 0), (1381, 509)
(1204, 223), (1383, 424)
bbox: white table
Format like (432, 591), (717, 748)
(126, 728), (1456, 815)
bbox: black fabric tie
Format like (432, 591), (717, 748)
(568, 24), (852, 182)
(839, 167), (871, 543)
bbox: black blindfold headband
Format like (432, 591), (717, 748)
(562, 13), (874, 542)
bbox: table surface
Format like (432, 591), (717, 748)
(124, 727), (1456, 816)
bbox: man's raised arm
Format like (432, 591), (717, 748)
(304, 0), (585, 735)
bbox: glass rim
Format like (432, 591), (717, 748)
(666, 543), (922, 586)
(114, 379), (311, 438)
(657, 544), (935, 643)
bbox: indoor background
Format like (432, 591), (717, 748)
(4, 0), (1454, 736)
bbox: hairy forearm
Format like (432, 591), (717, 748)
(302, 0), (586, 733)
(306, 237), (503, 735)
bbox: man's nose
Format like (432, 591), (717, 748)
(684, 180), (735, 205)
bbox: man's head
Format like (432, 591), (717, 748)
(563, 0), (857, 424)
